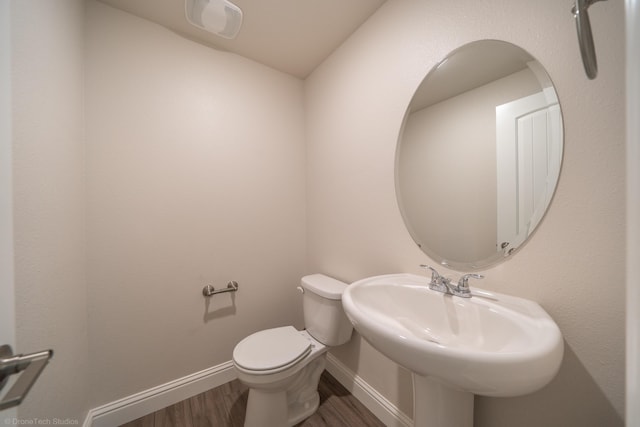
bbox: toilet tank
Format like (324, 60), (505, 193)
(301, 274), (353, 346)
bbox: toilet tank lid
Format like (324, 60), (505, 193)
(301, 274), (347, 300)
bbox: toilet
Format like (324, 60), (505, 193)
(232, 274), (353, 427)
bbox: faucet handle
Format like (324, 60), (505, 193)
(419, 264), (441, 283)
(457, 273), (484, 290)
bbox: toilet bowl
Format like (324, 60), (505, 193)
(234, 327), (327, 426)
(232, 274), (353, 427)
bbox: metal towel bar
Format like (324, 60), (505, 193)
(572, 0), (608, 79)
(0, 345), (53, 410)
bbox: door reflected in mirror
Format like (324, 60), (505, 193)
(395, 40), (564, 271)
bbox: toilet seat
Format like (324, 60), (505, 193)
(233, 326), (312, 374)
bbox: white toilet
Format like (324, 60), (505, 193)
(232, 274), (353, 427)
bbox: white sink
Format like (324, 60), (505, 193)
(342, 273), (564, 426)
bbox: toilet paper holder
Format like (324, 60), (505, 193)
(202, 281), (239, 297)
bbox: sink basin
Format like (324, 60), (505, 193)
(342, 273), (563, 426)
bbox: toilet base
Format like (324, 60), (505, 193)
(244, 387), (289, 427)
(243, 354), (326, 427)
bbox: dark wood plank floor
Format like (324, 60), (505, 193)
(119, 371), (385, 427)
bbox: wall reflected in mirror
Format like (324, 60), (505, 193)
(395, 40), (564, 271)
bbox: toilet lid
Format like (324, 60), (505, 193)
(233, 326), (311, 372)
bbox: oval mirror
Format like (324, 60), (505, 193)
(395, 40), (564, 271)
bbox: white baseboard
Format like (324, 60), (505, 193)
(83, 355), (410, 427)
(85, 361), (236, 427)
(325, 353), (413, 427)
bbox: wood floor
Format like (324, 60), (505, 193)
(119, 371), (386, 427)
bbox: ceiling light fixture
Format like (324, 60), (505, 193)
(185, 0), (243, 39)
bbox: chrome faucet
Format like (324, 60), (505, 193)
(419, 265), (483, 298)
(455, 273), (484, 297)
(419, 264), (449, 293)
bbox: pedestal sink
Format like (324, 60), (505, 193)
(341, 273), (563, 427)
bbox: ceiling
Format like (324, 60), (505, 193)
(97, 0), (387, 78)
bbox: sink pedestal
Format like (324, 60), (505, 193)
(413, 374), (473, 427)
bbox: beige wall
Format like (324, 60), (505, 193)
(11, 0), (89, 421)
(85, 1), (307, 406)
(306, 0), (625, 426)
